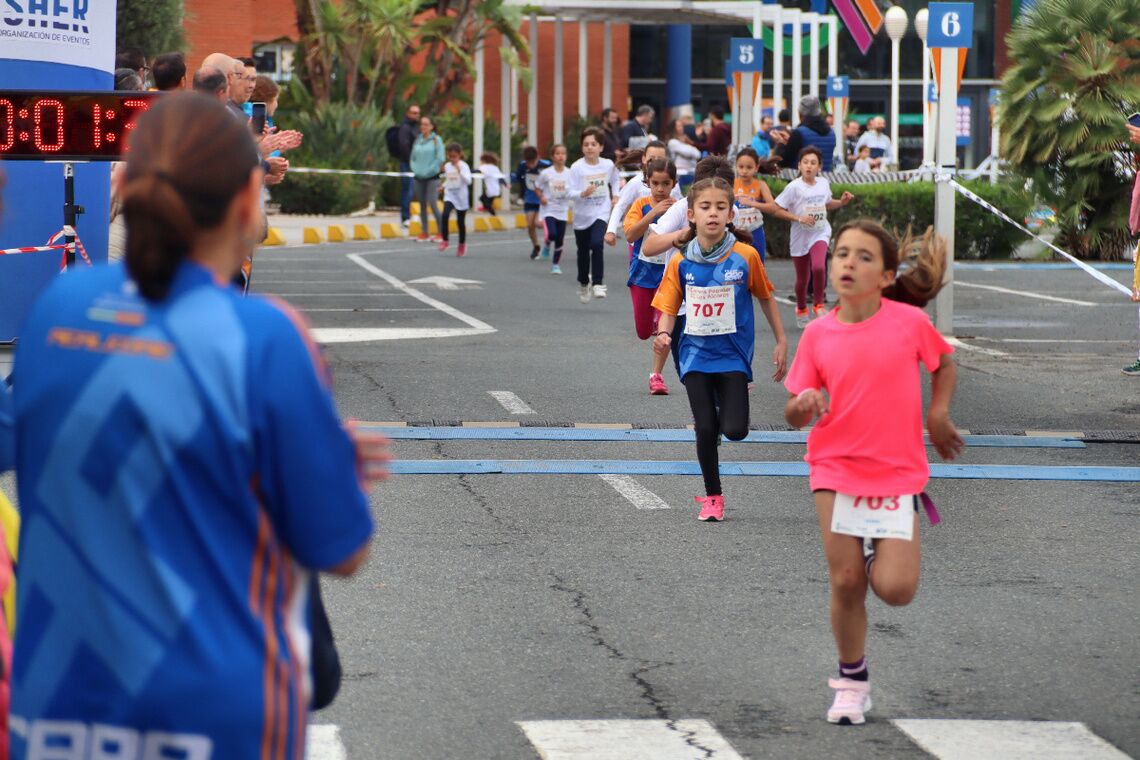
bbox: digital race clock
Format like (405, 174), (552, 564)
(0, 91), (163, 161)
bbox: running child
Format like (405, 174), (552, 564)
(568, 126), (621, 302)
(783, 220), (964, 726)
(651, 177), (788, 521)
(772, 146), (855, 327)
(732, 146), (779, 262)
(478, 152), (506, 216)
(536, 144), (572, 275)
(623, 157), (678, 395)
(639, 156), (738, 376)
(605, 141), (683, 249)
(514, 146), (551, 259)
(440, 142), (472, 257)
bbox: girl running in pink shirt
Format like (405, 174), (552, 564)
(783, 220), (965, 726)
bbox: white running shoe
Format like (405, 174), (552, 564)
(578, 283), (591, 303)
(593, 284), (608, 298)
(827, 678), (872, 725)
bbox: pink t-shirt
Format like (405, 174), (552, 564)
(784, 298), (953, 495)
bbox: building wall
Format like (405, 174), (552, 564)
(182, 3), (629, 159)
(183, 0), (294, 69)
(480, 21), (631, 156)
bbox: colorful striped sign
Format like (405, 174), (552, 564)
(831, 0), (874, 54)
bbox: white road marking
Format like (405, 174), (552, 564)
(955, 281), (1097, 306)
(891, 719), (1131, 760)
(947, 337), (1010, 357)
(266, 293), (407, 297)
(518, 720), (744, 760)
(406, 275), (484, 290)
(305, 254), (497, 343)
(488, 390), (536, 415)
(306, 724), (347, 760)
(311, 327), (493, 343)
(300, 308), (436, 312)
(598, 474), (670, 510)
(973, 337), (1132, 344)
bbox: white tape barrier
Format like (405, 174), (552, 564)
(942, 176), (1133, 299)
(288, 167), (694, 179)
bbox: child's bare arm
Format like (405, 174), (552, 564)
(928, 355), (964, 460)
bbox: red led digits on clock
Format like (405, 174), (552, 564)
(0, 99), (13, 151)
(33, 99), (65, 152)
(121, 100), (151, 145)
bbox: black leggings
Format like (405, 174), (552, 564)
(442, 202), (466, 244)
(574, 218), (606, 286)
(545, 217), (567, 264)
(683, 371), (750, 496)
(480, 192), (498, 216)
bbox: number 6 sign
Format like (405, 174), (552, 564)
(927, 3), (974, 49)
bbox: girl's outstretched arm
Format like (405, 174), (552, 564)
(756, 296), (788, 380)
(785, 389), (827, 429)
(651, 313), (677, 356)
(928, 355), (965, 460)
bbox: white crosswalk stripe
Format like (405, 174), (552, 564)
(517, 719), (745, 760)
(598, 474), (671, 510)
(312, 718), (1133, 758)
(891, 719), (1132, 760)
(306, 724), (347, 760)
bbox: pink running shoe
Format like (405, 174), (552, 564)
(695, 494), (724, 522)
(438, 240), (449, 252)
(457, 243), (467, 257)
(827, 678), (872, 725)
(648, 373), (669, 395)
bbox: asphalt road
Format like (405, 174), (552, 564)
(249, 231), (1139, 760)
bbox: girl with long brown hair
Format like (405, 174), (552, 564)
(784, 219), (964, 726)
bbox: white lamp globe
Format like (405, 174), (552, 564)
(885, 5), (909, 41)
(915, 8), (929, 41)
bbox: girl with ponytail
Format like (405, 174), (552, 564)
(651, 177), (788, 522)
(9, 93), (387, 757)
(783, 219), (963, 727)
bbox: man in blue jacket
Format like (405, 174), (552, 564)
(777, 95), (837, 172)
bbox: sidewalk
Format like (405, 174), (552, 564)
(263, 205), (521, 247)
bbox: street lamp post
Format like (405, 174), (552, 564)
(914, 8), (932, 168)
(885, 6), (908, 171)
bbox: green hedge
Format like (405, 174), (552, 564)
(760, 180), (1034, 260)
(270, 172), (377, 216)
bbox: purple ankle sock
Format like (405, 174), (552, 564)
(840, 657), (869, 682)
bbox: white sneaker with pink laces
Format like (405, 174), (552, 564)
(827, 678), (871, 725)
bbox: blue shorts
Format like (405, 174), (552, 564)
(524, 203), (541, 213)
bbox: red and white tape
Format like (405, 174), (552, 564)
(1, 227), (92, 270)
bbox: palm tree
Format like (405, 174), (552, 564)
(293, 0), (529, 114)
(999, 0), (1140, 259)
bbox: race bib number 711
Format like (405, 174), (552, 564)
(830, 492), (915, 541)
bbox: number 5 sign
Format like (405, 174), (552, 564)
(730, 38), (763, 72)
(927, 2), (974, 48)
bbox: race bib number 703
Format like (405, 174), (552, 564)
(830, 492), (915, 541)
